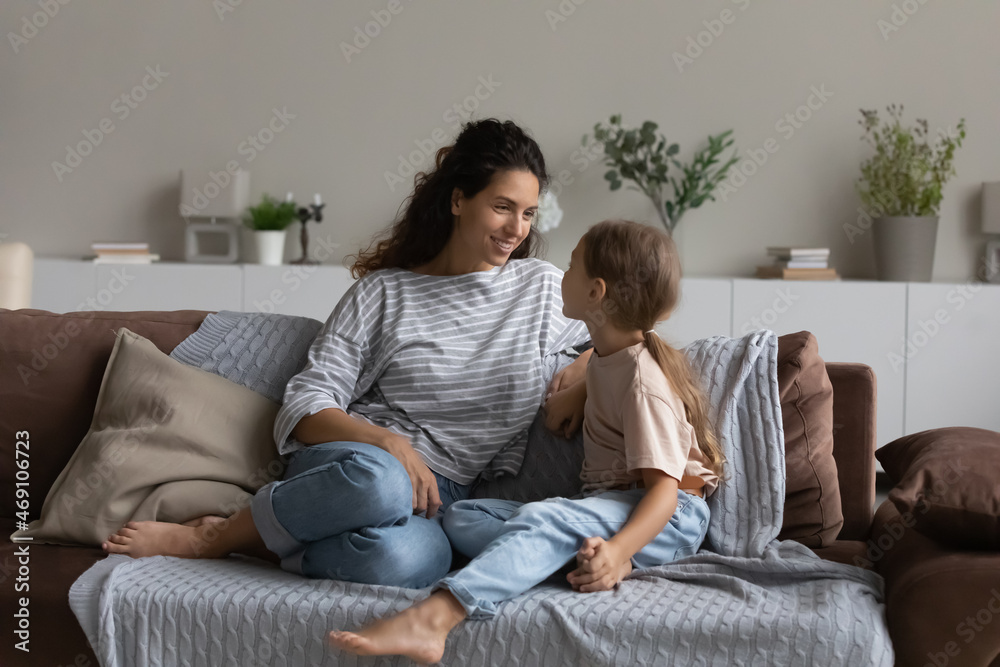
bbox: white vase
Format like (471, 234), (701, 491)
(254, 230), (286, 265)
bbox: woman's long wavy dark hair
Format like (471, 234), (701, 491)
(348, 119), (549, 278)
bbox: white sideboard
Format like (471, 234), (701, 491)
(29, 259), (1000, 451)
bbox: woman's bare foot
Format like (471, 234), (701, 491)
(328, 590), (467, 665)
(102, 520), (225, 559)
(181, 514), (228, 528)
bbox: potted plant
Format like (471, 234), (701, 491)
(585, 114), (738, 235)
(243, 193), (298, 265)
(857, 104), (966, 281)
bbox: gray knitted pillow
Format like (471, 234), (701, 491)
(169, 310), (323, 404)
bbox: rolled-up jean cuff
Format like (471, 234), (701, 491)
(250, 480), (305, 567)
(433, 578), (496, 620)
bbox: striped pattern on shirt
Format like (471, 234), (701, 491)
(273, 258), (591, 484)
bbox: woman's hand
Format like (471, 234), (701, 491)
(380, 433), (442, 519)
(543, 380), (586, 439)
(567, 536), (632, 592)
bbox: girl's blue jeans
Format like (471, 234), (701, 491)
(249, 440), (471, 588)
(435, 488), (711, 619)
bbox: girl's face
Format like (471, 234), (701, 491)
(561, 238), (601, 322)
(451, 169), (539, 271)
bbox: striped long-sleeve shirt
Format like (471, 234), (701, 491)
(273, 257), (591, 484)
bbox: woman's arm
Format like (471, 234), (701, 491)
(567, 469), (679, 592)
(293, 407), (399, 448)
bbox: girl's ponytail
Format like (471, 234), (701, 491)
(644, 331), (726, 478)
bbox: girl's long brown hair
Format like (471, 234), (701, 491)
(581, 219), (726, 478)
(347, 119), (549, 278)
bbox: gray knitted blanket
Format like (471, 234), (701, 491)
(70, 330), (893, 666)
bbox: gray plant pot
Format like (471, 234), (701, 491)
(872, 216), (939, 282)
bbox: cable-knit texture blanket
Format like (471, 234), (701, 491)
(70, 330), (893, 666)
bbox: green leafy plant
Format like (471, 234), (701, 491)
(857, 104), (966, 217)
(585, 114), (738, 234)
(243, 194), (298, 231)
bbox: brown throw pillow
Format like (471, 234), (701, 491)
(876, 427), (1000, 550)
(776, 331), (844, 547)
(10, 327), (284, 547)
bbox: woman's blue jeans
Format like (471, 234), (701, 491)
(249, 440), (471, 588)
(435, 488), (711, 619)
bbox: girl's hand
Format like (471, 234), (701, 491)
(543, 381), (586, 439)
(380, 433), (442, 519)
(567, 536), (632, 593)
(546, 348), (592, 395)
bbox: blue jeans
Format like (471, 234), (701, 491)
(436, 488), (711, 619)
(249, 440), (472, 588)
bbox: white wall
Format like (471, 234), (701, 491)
(2, 1), (998, 281)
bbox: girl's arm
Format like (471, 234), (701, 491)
(567, 469), (679, 592)
(605, 469), (678, 560)
(547, 347), (593, 395)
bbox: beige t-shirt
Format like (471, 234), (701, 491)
(579, 341), (720, 497)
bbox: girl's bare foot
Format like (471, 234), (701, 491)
(102, 520), (226, 559)
(328, 590), (466, 665)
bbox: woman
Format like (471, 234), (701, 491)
(101, 118), (594, 589)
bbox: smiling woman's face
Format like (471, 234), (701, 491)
(450, 169), (539, 272)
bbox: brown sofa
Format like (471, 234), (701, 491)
(1, 307), (997, 667)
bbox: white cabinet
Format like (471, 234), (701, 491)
(657, 278), (732, 348)
(29, 259), (1000, 448)
(94, 263), (243, 312)
(243, 264), (355, 321)
(732, 279), (908, 448)
(904, 283), (1000, 434)
(32, 259), (97, 313)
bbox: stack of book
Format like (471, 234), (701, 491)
(85, 242), (160, 264)
(756, 247), (838, 280)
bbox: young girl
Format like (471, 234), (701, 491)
(329, 219), (726, 664)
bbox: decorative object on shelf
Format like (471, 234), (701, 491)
(179, 168), (249, 264)
(757, 246), (839, 280)
(86, 242), (159, 264)
(585, 114), (738, 235)
(857, 105), (966, 282)
(980, 182), (1000, 284)
(291, 193), (326, 266)
(535, 191), (563, 233)
(243, 193), (298, 266)
(0, 241), (33, 309)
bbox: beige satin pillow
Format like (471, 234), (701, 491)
(11, 327), (284, 547)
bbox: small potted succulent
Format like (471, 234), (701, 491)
(857, 104), (966, 281)
(243, 193), (297, 265)
(585, 114), (738, 235)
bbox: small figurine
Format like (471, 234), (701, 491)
(291, 194), (326, 265)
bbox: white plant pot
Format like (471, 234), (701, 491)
(254, 230), (287, 266)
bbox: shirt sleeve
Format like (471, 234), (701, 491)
(272, 277), (384, 456)
(620, 388), (693, 483)
(540, 264), (591, 357)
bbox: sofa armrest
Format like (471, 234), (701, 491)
(825, 362), (876, 541)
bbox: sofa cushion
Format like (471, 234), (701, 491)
(11, 327), (284, 546)
(876, 426), (1000, 550)
(0, 308), (211, 522)
(0, 518), (103, 667)
(775, 331), (844, 547)
(168, 310), (323, 403)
